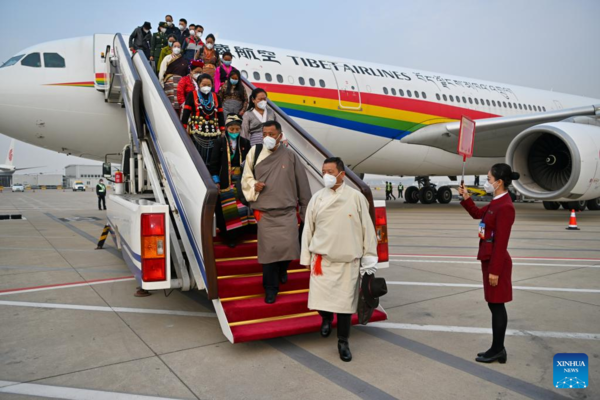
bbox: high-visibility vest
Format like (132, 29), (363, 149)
(98, 184), (106, 193)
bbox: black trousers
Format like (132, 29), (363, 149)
(262, 260), (290, 296)
(98, 195), (106, 210)
(319, 311), (352, 343)
(488, 302), (508, 354)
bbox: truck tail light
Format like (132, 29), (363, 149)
(141, 213), (166, 282)
(375, 207), (389, 263)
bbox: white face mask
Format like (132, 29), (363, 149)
(263, 135), (278, 150)
(196, 31), (203, 38)
(160, 27), (166, 33)
(167, 21), (173, 26)
(483, 180), (497, 194)
(192, 73), (200, 79)
(189, 30), (195, 35)
(206, 43), (214, 50)
(179, 24), (185, 30)
(200, 86), (212, 94)
(172, 47), (181, 55)
(257, 100), (267, 110)
(323, 172), (342, 189)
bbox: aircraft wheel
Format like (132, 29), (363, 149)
(419, 187), (436, 204)
(587, 198), (600, 211)
(437, 186), (452, 204)
(405, 186), (419, 203)
(563, 200), (586, 211)
(542, 201), (561, 210)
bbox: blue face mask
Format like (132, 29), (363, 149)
(168, 42), (174, 47)
(223, 60), (232, 66)
(229, 79), (239, 85)
(227, 132), (240, 139)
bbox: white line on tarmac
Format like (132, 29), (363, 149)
(386, 281), (600, 293)
(0, 380), (183, 400)
(0, 300), (216, 318)
(367, 322), (600, 341)
(390, 259), (600, 268)
(0, 277), (136, 296)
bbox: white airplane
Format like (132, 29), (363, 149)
(0, 139), (43, 173)
(0, 34), (598, 210)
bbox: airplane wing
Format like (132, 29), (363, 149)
(13, 166), (45, 171)
(401, 104), (600, 157)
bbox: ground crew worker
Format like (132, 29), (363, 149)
(387, 182), (396, 200)
(96, 179), (107, 210)
(397, 182), (404, 199)
(385, 182), (390, 200)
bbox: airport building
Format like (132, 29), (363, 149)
(14, 173), (64, 187)
(65, 164), (118, 188)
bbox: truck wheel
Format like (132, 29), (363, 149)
(405, 186), (419, 203)
(436, 186), (452, 204)
(419, 187), (436, 204)
(587, 198), (600, 211)
(543, 201), (561, 210)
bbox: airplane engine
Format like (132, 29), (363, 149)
(506, 121), (600, 202)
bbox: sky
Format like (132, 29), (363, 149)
(0, 0), (599, 174)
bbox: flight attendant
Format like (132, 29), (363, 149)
(458, 163), (520, 364)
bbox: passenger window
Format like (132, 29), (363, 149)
(474, 98), (479, 105)
(528, 105), (532, 111)
(399, 89), (405, 97)
(288, 76), (294, 84)
(508, 103), (512, 109)
(492, 100), (496, 107)
(456, 96), (461, 103)
(468, 98), (473, 104)
(462, 96), (466, 103)
(414, 91), (420, 99)
(422, 92), (426, 99)
(436, 93), (441, 100)
(21, 53), (41, 67)
(486, 99), (491, 106)
(253, 71), (261, 81)
(241, 70), (248, 78)
(449, 95), (454, 102)
(518, 104), (522, 110)
(542, 106), (546, 112)
(277, 74), (284, 83)
(407, 90), (412, 97)
(319, 79), (326, 88)
(0, 54), (25, 68)
(43, 53), (65, 68)
(383, 87), (388, 94)
(265, 73), (272, 82)
(391, 88), (396, 95)
(309, 78), (315, 87)
(503, 101), (507, 107)
(299, 77), (305, 85)
(442, 94), (447, 101)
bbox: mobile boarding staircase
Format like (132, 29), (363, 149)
(103, 33), (388, 343)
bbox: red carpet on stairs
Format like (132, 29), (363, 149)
(214, 233), (387, 343)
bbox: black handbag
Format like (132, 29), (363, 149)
(236, 144), (263, 206)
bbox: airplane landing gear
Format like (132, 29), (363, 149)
(404, 176), (453, 205)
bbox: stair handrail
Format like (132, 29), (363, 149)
(129, 48), (220, 300)
(241, 77), (376, 220)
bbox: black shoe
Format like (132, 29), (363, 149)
(338, 341), (352, 362)
(279, 270), (288, 284)
(476, 348), (507, 364)
(477, 349), (492, 357)
(265, 293), (276, 304)
(320, 319), (332, 338)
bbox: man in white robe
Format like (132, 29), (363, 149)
(301, 157), (378, 362)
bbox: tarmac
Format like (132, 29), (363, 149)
(0, 189), (598, 400)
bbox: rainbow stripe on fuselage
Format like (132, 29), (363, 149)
(256, 83), (498, 140)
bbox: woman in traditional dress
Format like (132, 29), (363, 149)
(177, 59), (204, 116)
(214, 51), (234, 93)
(209, 114), (254, 247)
(217, 69), (248, 118)
(195, 34), (219, 79)
(159, 41), (188, 113)
(241, 88), (278, 146)
(181, 73), (225, 163)
(458, 163), (520, 364)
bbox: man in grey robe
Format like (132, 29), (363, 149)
(242, 120), (311, 304)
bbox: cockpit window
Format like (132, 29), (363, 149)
(44, 53), (65, 68)
(0, 54), (25, 68)
(21, 53), (41, 67)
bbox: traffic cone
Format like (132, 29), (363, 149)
(566, 209), (580, 230)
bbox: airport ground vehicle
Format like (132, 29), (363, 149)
(102, 34), (389, 343)
(72, 181), (85, 191)
(11, 183), (24, 192)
